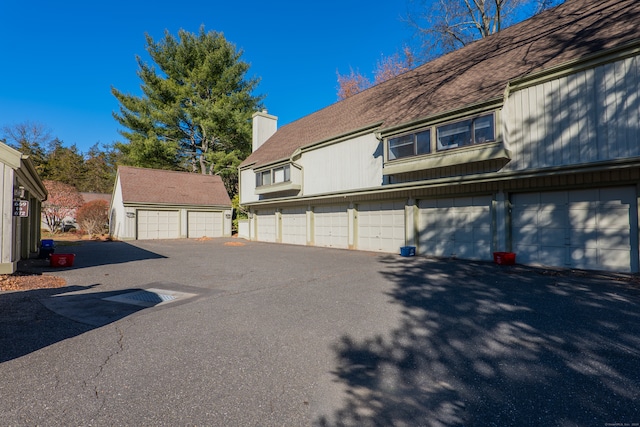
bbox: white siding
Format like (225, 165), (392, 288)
(504, 55), (640, 170)
(301, 133), (382, 195)
(0, 163), (14, 267)
(240, 168), (259, 205)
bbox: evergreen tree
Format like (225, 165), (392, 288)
(112, 27), (263, 195)
(44, 139), (86, 186)
(81, 143), (118, 193)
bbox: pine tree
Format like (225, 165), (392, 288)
(112, 27), (263, 195)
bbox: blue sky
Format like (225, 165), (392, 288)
(0, 1), (415, 152)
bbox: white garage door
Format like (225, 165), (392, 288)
(314, 205), (348, 249)
(281, 207), (307, 245)
(137, 210), (180, 240)
(256, 210), (277, 242)
(357, 201), (406, 253)
(418, 196), (493, 260)
(187, 211), (223, 238)
(512, 187), (637, 272)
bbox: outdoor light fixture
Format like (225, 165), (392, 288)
(13, 186), (25, 199)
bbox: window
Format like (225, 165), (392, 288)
(388, 129), (431, 160)
(436, 114), (494, 151)
(256, 164), (291, 187)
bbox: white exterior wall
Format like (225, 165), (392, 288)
(0, 163), (15, 270)
(110, 178), (136, 240)
(239, 168), (259, 205)
(503, 54), (640, 171)
(300, 133), (382, 195)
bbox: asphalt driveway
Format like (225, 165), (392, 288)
(1, 238), (639, 426)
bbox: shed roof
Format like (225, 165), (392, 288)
(241, 0), (640, 169)
(117, 166), (231, 206)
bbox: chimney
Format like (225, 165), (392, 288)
(252, 109), (277, 152)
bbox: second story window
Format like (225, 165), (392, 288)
(388, 129), (431, 160)
(436, 113), (495, 151)
(256, 164), (291, 187)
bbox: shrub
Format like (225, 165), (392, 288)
(76, 200), (109, 238)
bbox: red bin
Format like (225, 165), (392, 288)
(50, 253), (75, 267)
(493, 252), (516, 265)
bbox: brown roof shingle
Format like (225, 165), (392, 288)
(242, 0), (640, 169)
(118, 166), (231, 206)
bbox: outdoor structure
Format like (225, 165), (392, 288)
(239, 0), (640, 273)
(110, 166), (232, 240)
(0, 141), (47, 273)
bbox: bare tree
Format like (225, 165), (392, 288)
(407, 0), (563, 57)
(337, 47), (416, 100)
(1, 121), (52, 173)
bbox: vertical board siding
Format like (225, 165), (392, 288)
(0, 164), (9, 264)
(505, 55), (640, 171)
(301, 134), (382, 196)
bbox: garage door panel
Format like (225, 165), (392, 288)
(256, 210), (277, 242)
(315, 205), (348, 249)
(357, 201), (405, 253)
(137, 210), (179, 240)
(281, 207), (307, 245)
(597, 206), (630, 228)
(538, 227), (566, 245)
(538, 207), (568, 227)
(570, 229), (597, 247)
(418, 196), (493, 260)
(540, 191), (568, 204)
(598, 248), (631, 270)
(512, 187), (637, 272)
(188, 211), (223, 238)
(569, 207), (596, 226)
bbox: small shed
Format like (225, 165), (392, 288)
(0, 141), (47, 273)
(110, 166), (233, 240)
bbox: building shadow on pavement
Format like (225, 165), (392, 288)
(21, 240), (167, 272)
(316, 257), (640, 426)
(0, 284), (178, 363)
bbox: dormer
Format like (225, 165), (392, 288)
(254, 162), (302, 197)
(382, 109), (511, 180)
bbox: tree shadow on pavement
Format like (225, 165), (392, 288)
(317, 257), (640, 426)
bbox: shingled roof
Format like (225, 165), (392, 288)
(117, 166), (231, 206)
(241, 0), (640, 169)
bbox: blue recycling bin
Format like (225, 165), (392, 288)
(40, 239), (55, 258)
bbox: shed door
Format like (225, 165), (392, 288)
(314, 205), (348, 249)
(357, 201), (406, 253)
(256, 210), (277, 243)
(511, 187), (637, 272)
(137, 210), (180, 240)
(187, 211), (223, 238)
(281, 207), (307, 245)
(418, 196), (493, 260)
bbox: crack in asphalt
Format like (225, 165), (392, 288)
(83, 322), (128, 419)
